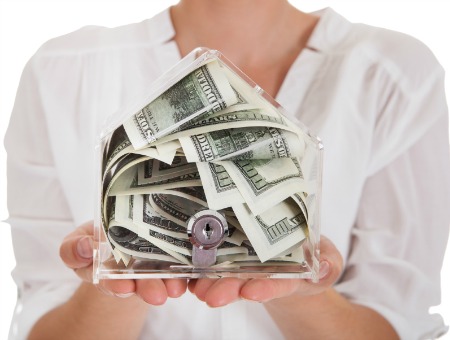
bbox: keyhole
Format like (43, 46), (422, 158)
(203, 223), (213, 239)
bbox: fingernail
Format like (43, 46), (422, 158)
(319, 261), (330, 279)
(115, 292), (135, 298)
(241, 296), (263, 303)
(77, 236), (93, 259)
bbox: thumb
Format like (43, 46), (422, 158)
(60, 235), (94, 270)
(314, 236), (343, 286)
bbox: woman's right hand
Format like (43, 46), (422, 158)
(59, 220), (188, 305)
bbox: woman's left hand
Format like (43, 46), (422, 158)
(188, 236), (343, 307)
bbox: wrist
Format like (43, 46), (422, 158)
(29, 281), (149, 340)
(264, 286), (336, 314)
(71, 281), (149, 311)
(263, 287), (398, 340)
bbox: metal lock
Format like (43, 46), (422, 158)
(187, 209), (229, 267)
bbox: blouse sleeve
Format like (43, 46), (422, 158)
(4, 55), (81, 339)
(334, 41), (450, 339)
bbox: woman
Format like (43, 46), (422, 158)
(6, 0), (449, 339)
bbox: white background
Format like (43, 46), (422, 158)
(1, 0), (449, 338)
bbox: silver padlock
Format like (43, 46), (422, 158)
(187, 210), (229, 267)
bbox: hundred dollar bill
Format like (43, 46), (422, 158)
(155, 140), (182, 156)
(114, 194), (189, 240)
(108, 225), (189, 264)
(123, 60), (238, 149)
(232, 197), (307, 262)
(102, 195), (117, 232)
(111, 197), (192, 264)
(102, 126), (176, 177)
(218, 157), (308, 216)
(134, 194), (180, 238)
(148, 192), (207, 226)
(216, 241), (305, 264)
(105, 197), (133, 265)
(107, 162), (202, 196)
(179, 126), (305, 163)
(295, 191), (317, 228)
(104, 154), (149, 193)
(291, 192), (309, 223)
(102, 125), (142, 173)
(102, 155), (150, 222)
(133, 145), (177, 165)
(195, 162), (245, 210)
(171, 88), (248, 131)
(137, 156), (197, 185)
(151, 108), (291, 147)
(103, 144), (173, 181)
(164, 186), (208, 206)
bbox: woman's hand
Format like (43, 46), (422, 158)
(59, 220), (188, 305)
(188, 236), (343, 307)
(60, 221), (341, 307)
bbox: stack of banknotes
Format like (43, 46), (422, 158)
(101, 58), (316, 268)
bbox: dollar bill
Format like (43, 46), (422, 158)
(167, 186), (208, 205)
(291, 192), (309, 223)
(232, 197), (307, 262)
(137, 156), (197, 185)
(151, 108), (291, 147)
(216, 241), (305, 264)
(123, 60), (238, 149)
(148, 192), (207, 226)
(102, 155), (150, 222)
(101, 124), (177, 178)
(102, 125), (132, 175)
(218, 157), (309, 216)
(195, 162), (245, 210)
(108, 225), (189, 264)
(104, 154), (149, 194)
(117, 194), (188, 239)
(111, 196), (192, 264)
(179, 126), (305, 162)
(107, 162), (202, 196)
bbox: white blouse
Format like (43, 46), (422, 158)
(5, 7), (450, 340)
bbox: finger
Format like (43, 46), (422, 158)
(60, 221), (95, 270)
(241, 236), (343, 302)
(135, 280), (168, 305)
(317, 236), (343, 284)
(163, 279), (188, 298)
(60, 235), (94, 270)
(187, 279), (197, 293)
(100, 279), (136, 296)
(240, 267), (333, 303)
(189, 278), (218, 302)
(240, 279), (301, 302)
(203, 278), (248, 307)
